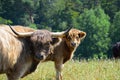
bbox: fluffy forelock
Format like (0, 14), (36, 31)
(31, 30), (52, 44)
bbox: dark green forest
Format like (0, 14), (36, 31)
(0, 0), (120, 59)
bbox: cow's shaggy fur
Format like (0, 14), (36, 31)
(112, 42), (120, 59)
(44, 29), (86, 80)
(0, 25), (54, 80)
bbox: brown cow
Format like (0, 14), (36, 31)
(44, 29), (86, 80)
(0, 25), (70, 80)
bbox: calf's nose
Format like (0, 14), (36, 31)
(71, 42), (76, 47)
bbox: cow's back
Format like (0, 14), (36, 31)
(12, 25), (35, 32)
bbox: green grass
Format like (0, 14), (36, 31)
(0, 59), (120, 80)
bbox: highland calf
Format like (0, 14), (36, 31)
(44, 29), (86, 80)
(0, 25), (70, 80)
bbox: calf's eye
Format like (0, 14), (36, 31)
(76, 36), (80, 40)
(67, 36), (71, 40)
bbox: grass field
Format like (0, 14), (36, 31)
(0, 59), (120, 80)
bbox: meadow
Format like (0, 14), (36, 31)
(0, 59), (120, 80)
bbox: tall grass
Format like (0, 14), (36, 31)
(0, 59), (120, 80)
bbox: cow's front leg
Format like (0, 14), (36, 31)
(6, 63), (29, 80)
(6, 73), (21, 80)
(55, 60), (64, 80)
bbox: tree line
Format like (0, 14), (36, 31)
(0, 0), (120, 59)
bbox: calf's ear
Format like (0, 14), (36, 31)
(78, 31), (86, 39)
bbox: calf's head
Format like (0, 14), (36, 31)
(65, 29), (86, 49)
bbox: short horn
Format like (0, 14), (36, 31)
(51, 27), (72, 37)
(9, 25), (33, 37)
